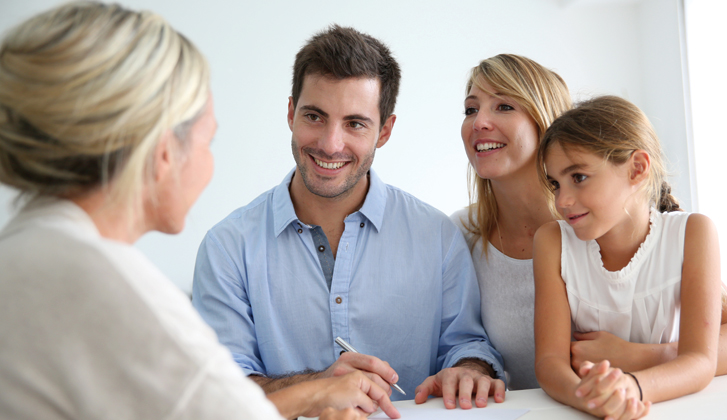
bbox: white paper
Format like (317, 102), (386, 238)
(370, 407), (529, 420)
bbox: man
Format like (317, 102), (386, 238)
(192, 25), (505, 410)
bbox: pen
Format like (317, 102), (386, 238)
(335, 336), (406, 396)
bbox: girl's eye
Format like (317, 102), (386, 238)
(549, 179), (560, 191)
(497, 104), (514, 111)
(573, 174), (587, 183)
(464, 107), (477, 116)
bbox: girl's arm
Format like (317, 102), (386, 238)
(570, 303), (727, 376)
(621, 213), (721, 402)
(534, 222), (646, 418)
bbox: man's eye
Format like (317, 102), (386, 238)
(306, 114), (321, 122)
(573, 174), (587, 183)
(349, 121), (364, 129)
(464, 107), (477, 116)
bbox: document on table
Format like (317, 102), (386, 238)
(370, 408), (529, 420)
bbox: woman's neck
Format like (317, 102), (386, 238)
(488, 168), (555, 259)
(70, 190), (148, 244)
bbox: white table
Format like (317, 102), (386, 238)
(313, 375), (727, 419)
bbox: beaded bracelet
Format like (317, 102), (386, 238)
(624, 372), (643, 401)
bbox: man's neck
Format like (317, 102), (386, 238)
(289, 170), (370, 259)
(289, 170), (369, 229)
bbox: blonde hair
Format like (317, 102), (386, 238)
(0, 1), (210, 215)
(537, 95), (680, 214)
(464, 54), (572, 254)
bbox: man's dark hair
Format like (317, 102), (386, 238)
(292, 24), (401, 127)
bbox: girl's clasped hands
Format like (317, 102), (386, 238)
(573, 360), (650, 420)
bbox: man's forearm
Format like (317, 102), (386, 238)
(453, 357), (496, 378)
(250, 369), (323, 394)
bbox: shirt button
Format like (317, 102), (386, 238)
(297, 229), (303, 234)
(360, 222), (365, 228)
(335, 296), (343, 304)
(318, 245), (325, 252)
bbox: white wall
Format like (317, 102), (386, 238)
(0, 0), (691, 293)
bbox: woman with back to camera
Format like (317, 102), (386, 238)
(452, 54), (727, 394)
(0, 3), (398, 420)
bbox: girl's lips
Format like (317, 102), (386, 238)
(567, 212), (589, 224)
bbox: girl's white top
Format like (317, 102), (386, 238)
(0, 197), (283, 420)
(559, 210), (690, 344)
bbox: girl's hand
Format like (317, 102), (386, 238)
(574, 360), (651, 419)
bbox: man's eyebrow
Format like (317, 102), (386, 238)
(343, 114), (374, 124)
(299, 105), (329, 118)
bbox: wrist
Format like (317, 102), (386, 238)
(454, 357), (495, 377)
(624, 372), (643, 401)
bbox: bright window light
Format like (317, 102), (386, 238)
(685, 0), (727, 281)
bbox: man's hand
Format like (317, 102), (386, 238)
(321, 351), (400, 396)
(413, 364), (505, 409)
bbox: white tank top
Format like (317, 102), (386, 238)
(559, 210), (690, 344)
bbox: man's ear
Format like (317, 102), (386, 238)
(376, 114), (396, 148)
(287, 97), (295, 131)
(629, 150), (651, 186)
(153, 129), (175, 183)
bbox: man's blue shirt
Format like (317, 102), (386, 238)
(192, 169), (504, 398)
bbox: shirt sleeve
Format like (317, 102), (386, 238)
(436, 221), (506, 383)
(192, 230), (266, 377)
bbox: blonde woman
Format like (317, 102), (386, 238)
(0, 3), (397, 420)
(451, 54), (572, 390)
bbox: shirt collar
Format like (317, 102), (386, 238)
(272, 168), (299, 237)
(271, 168), (387, 237)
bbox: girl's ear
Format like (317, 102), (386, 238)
(629, 150), (651, 185)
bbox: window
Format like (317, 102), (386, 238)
(685, 0), (727, 280)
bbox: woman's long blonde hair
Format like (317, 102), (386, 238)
(465, 54), (572, 255)
(0, 1), (210, 216)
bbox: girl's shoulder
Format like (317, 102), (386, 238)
(683, 212), (718, 242)
(533, 220), (563, 250)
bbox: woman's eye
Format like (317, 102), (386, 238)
(549, 179), (560, 191)
(464, 107), (477, 116)
(497, 104), (515, 111)
(573, 174), (587, 183)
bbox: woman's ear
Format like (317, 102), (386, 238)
(629, 150), (651, 186)
(153, 129), (175, 183)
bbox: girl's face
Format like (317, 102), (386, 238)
(544, 143), (637, 241)
(461, 79), (539, 182)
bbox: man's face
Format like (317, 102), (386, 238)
(288, 74), (394, 199)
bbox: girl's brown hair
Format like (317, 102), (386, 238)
(537, 95), (681, 214)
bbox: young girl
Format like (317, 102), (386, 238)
(533, 96), (721, 420)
